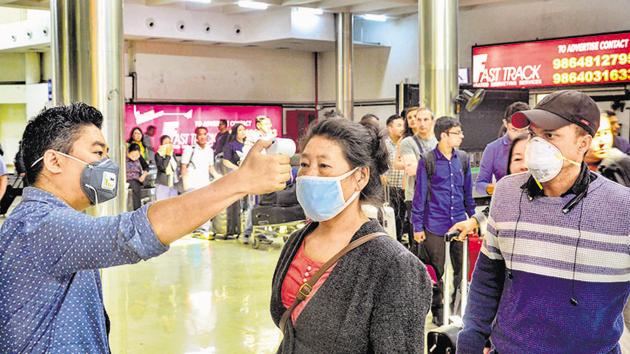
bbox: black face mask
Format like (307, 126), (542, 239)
(32, 152), (120, 205)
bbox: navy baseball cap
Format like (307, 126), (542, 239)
(511, 90), (600, 136)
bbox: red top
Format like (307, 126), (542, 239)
(281, 239), (336, 324)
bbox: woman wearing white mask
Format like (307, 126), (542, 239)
(270, 117), (432, 353)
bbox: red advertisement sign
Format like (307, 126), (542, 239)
(124, 104), (283, 153)
(473, 31), (630, 89)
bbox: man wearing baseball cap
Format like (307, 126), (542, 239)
(458, 90), (630, 353)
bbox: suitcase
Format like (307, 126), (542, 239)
(253, 205), (305, 225)
(427, 230), (470, 354)
(212, 209), (228, 236)
(378, 184), (397, 240)
(468, 234), (482, 281)
(1, 175), (24, 215)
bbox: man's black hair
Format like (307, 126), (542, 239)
(22, 103), (103, 185)
(434, 116), (461, 141)
(386, 114), (403, 126)
(219, 119), (228, 126)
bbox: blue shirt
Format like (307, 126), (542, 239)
(0, 187), (168, 353)
(411, 148), (475, 235)
(222, 140), (245, 166)
(475, 134), (511, 195)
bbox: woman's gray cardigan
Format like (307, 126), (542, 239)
(270, 220), (432, 353)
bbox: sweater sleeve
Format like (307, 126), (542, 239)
(369, 252), (431, 354)
(457, 199), (506, 353)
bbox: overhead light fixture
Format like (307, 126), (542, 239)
(237, 0), (269, 10)
(361, 14), (387, 22)
(188, 0), (212, 3)
(294, 7), (323, 16)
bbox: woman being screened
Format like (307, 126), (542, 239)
(270, 117), (432, 353)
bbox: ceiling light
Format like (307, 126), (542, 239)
(294, 7), (323, 16)
(188, 0), (212, 3)
(238, 1), (269, 10)
(361, 14), (387, 22)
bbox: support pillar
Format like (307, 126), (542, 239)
(50, 0), (125, 216)
(419, 0), (458, 118)
(335, 13), (353, 120)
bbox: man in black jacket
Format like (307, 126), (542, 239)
(585, 113), (630, 187)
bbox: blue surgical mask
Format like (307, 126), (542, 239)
(296, 167), (360, 222)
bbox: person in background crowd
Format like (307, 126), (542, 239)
(14, 141), (26, 179)
(458, 90), (630, 354)
(127, 127), (149, 171)
(0, 103), (291, 353)
(605, 110), (630, 154)
(126, 143), (148, 211)
(585, 113), (630, 186)
(399, 107), (438, 254)
(181, 126), (221, 240)
(0, 153), (7, 201)
(412, 116), (475, 326)
(242, 115), (276, 243)
(143, 125), (156, 164)
(213, 119), (230, 158)
(271, 117), (431, 353)
(475, 102), (530, 196)
(154, 135), (178, 201)
(383, 114), (406, 242)
(360, 113), (380, 128)
(223, 123), (246, 239)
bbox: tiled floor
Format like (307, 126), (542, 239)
(102, 237), (285, 354)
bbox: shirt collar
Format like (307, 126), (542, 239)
(22, 187), (72, 208)
(520, 162), (596, 199)
(434, 148), (458, 161)
(501, 134), (510, 145)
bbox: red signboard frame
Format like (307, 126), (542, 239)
(472, 30), (630, 89)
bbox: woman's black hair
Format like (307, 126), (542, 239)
(506, 134), (530, 175)
(127, 127), (144, 144)
(300, 116), (389, 204)
(159, 135), (171, 145)
(228, 123), (245, 143)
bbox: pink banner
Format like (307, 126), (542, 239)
(124, 104), (283, 153)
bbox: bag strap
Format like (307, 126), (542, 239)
(279, 232), (388, 332)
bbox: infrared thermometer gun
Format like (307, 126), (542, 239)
(265, 138), (296, 156)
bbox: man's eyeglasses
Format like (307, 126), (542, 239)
(446, 130), (464, 136)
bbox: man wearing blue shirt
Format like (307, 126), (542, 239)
(411, 116), (475, 325)
(475, 102), (529, 196)
(0, 103), (291, 353)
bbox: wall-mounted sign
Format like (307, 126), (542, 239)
(473, 31), (630, 89)
(124, 104), (283, 154)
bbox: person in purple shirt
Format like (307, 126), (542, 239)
(475, 102), (530, 195)
(0, 103), (291, 353)
(411, 116), (475, 325)
(606, 110), (630, 155)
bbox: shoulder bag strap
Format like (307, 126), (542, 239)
(279, 232), (388, 332)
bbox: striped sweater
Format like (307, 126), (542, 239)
(458, 171), (630, 354)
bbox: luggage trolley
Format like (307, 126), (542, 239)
(250, 204), (307, 249)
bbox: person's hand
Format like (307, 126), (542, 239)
(238, 139), (291, 194)
(483, 347), (491, 354)
(449, 218), (479, 241)
(486, 183), (495, 195)
(380, 175), (388, 185)
(414, 231), (425, 243)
